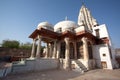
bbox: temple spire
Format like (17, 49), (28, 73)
(78, 4), (98, 31)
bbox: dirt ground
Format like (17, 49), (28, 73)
(1, 69), (120, 80)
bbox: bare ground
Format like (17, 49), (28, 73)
(1, 69), (120, 80)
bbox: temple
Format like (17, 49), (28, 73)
(29, 5), (118, 71)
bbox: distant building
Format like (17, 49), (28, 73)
(29, 5), (118, 70)
(115, 48), (120, 57)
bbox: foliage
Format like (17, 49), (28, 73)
(2, 40), (20, 48)
(20, 42), (32, 50)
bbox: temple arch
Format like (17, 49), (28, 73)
(76, 41), (83, 59)
(87, 41), (93, 59)
(70, 42), (74, 59)
(60, 42), (65, 58)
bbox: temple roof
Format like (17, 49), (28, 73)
(37, 22), (54, 31)
(54, 20), (78, 32)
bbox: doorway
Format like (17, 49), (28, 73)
(101, 61), (107, 69)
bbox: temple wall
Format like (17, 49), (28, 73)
(12, 59), (59, 73)
(74, 26), (85, 33)
(93, 44), (113, 69)
(92, 24), (109, 38)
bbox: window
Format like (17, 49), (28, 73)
(95, 29), (100, 38)
(88, 42), (93, 59)
(59, 28), (62, 32)
(103, 53), (106, 57)
(101, 61), (107, 68)
(77, 42), (83, 59)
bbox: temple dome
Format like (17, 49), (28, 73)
(37, 22), (54, 31)
(54, 20), (78, 32)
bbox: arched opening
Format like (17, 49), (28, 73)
(87, 42), (93, 59)
(76, 41), (83, 59)
(60, 42), (65, 58)
(70, 42), (74, 59)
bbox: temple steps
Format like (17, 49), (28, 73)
(72, 60), (87, 72)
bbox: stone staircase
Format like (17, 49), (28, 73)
(59, 59), (87, 72)
(71, 60), (87, 72)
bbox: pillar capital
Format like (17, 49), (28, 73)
(64, 37), (70, 43)
(32, 38), (36, 41)
(81, 37), (87, 42)
(37, 35), (42, 39)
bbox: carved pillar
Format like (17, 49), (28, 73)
(52, 40), (57, 58)
(36, 35), (42, 58)
(49, 43), (52, 58)
(30, 39), (36, 58)
(56, 41), (61, 59)
(73, 42), (77, 59)
(82, 37), (89, 69)
(45, 43), (49, 58)
(64, 37), (70, 70)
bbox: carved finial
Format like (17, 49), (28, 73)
(81, 0), (85, 6)
(65, 16), (68, 21)
(82, 2), (84, 5)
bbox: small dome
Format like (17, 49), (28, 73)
(37, 22), (54, 31)
(54, 20), (78, 33)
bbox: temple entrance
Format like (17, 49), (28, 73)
(70, 43), (74, 59)
(101, 61), (107, 69)
(88, 42), (93, 59)
(60, 42), (65, 58)
(77, 41), (83, 59)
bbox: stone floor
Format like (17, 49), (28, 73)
(1, 69), (120, 80)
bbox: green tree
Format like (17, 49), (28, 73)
(20, 42), (32, 49)
(2, 40), (20, 48)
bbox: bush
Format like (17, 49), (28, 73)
(2, 40), (20, 48)
(20, 42), (32, 50)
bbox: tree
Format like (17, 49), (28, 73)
(2, 40), (20, 48)
(20, 42), (32, 49)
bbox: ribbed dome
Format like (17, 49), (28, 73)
(37, 22), (54, 31)
(54, 20), (78, 32)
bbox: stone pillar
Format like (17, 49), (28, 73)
(52, 40), (57, 58)
(30, 39), (36, 58)
(45, 43), (49, 58)
(56, 41), (61, 59)
(82, 37), (89, 70)
(36, 35), (42, 58)
(49, 43), (52, 58)
(73, 42), (77, 59)
(64, 37), (70, 70)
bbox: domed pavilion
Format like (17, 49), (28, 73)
(29, 5), (118, 71)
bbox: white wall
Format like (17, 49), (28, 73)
(93, 44), (113, 69)
(92, 24), (113, 46)
(92, 24), (118, 68)
(92, 24), (109, 38)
